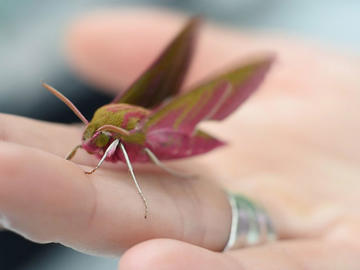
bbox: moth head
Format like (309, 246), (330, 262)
(80, 128), (111, 156)
(83, 127), (111, 147)
(82, 120), (113, 150)
(82, 105), (115, 147)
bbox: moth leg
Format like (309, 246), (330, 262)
(85, 139), (120, 175)
(66, 144), (82, 160)
(119, 142), (148, 219)
(144, 148), (195, 179)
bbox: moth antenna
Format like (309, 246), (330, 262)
(120, 142), (148, 219)
(144, 148), (195, 179)
(96, 125), (130, 137)
(42, 82), (89, 124)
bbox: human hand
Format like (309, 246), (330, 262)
(1, 9), (360, 269)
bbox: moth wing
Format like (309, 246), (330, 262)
(146, 129), (225, 160)
(113, 17), (200, 108)
(143, 56), (274, 134)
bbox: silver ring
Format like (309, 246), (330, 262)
(223, 192), (277, 251)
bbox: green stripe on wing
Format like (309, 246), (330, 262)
(113, 16), (201, 108)
(143, 56), (273, 133)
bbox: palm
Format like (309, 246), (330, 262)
(1, 10), (359, 270)
(201, 59), (360, 237)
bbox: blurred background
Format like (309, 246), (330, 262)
(0, 0), (359, 269)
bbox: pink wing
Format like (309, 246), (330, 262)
(145, 129), (225, 160)
(143, 56), (274, 134)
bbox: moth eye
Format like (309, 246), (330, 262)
(95, 132), (110, 148)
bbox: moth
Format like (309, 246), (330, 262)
(43, 17), (273, 218)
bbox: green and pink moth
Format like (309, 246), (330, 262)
(42, 17), (273, 218)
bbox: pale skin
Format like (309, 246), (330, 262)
(0, 9), (360, 269)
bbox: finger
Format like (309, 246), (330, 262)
(0, 141), (94, 245)
(118, 238), (360, 270)
(0, 115), (346, 254)
(0, 113), (81, 156)
(0, 141), (231, 255)
(0, 113), (101, 167)
(0, 133), (352, 257)
(66, 9), (357, 98)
